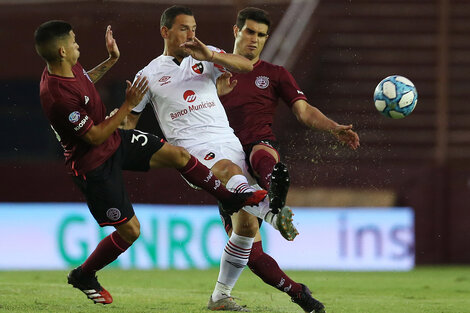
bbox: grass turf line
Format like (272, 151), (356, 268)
(0, 266), (469, 313)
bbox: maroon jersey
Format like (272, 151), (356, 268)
(40, 62), (120, 175)
(220, 59), (307, 146)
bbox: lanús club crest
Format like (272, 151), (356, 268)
(255, 76), (269, 89)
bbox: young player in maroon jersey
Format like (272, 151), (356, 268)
(217, 7), (361, 313)
(34, 20), (266, 306)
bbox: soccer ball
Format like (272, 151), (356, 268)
(374, 75), (418, 119)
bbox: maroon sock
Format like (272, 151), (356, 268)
(81, 231), (131, 275)
(248, 241), (302, 296)
(250, 149), (277, 190)
(179, 155), (233, 201)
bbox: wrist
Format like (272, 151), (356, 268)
(209, 50), (215, 62)
(108, 55), (119, 64)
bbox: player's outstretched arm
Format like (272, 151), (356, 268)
(180, 37), (252, 73)
(86, 25), (120, 83)
(292, 99), (360, 150)
(82, 76), (148, 146)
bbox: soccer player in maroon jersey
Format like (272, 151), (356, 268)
(217, 7), (360, 313)
(34, 20), (266, 306)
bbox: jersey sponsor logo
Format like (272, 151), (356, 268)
(297, 90), (304, 95)
(170, 108), (188, 120)
(68, 111), (80, 123)
(188, 101), (215, 112)
(204, 152), (215, 160)
(183, 90), (197, 102)
(74, 115), (89, 131)
(159, 75), (171, 86)
(255, 76), (269, 89)
(106, 208), (121, 221)
(192, 62), (204, 74)
(84, 95), (89, 105)
(169, 101), (216, 120)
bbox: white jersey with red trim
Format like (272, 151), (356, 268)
(133, 46), (239, 149)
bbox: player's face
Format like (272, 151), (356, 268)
(163, 14), (196, 59)
(233, 19), (269, 61)
(61, 30), (80, 65)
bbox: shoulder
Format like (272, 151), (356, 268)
(207, 45), (226, 54)
(138, 56), (165, 77)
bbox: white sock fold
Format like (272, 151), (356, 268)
(264, 211), (279, 230)
(226, 174), (253, 193)
(212, 232), (254, 301)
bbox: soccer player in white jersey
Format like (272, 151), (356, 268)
(123, 5), (297, 311)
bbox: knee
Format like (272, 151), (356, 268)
(213, 160), (242, 184)
(172, 146), (191, 168)
(118, 221), (141, 244)
(233, 217), (259, 237)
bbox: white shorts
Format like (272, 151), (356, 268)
(184, 140), (269, 218)
(185, 139), (257, 186)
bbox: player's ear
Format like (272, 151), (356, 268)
(161, 26), (169, 39)
(233, 25), (239, 38)
(58, 45), (66, 59)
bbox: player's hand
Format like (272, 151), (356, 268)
(105, 25), (120, 60)
(179, 37), (212, 61)
(216, 72), (237, 97)
(330, 125), (360, 150)
(124, 76), (149, 110)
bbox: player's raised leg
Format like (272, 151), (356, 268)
(149, 143), (267, 213)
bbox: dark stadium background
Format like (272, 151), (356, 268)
(1, 0), (469, 265)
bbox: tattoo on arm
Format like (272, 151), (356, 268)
(87, 58), (117, 83)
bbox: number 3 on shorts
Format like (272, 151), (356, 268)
(131, 131), (148, 146)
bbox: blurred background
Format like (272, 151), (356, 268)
(0, 0), (469, 266)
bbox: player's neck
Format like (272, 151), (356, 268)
(251, 56), (260, 65)
(47, 62), (74, 78)
(163, 47), (183, 64)
(234, 49), (259, 65)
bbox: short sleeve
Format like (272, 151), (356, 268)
(278, 66), (308, 108)
(53, 97), (93, 137)
(207, 45), (227, 81)
(132, 69), (150, 114)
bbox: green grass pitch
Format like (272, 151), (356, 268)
(1, 267), (469, 313)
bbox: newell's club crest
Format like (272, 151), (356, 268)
(204, 152), (215, 160)
(255, 76), (269, 89)
(192, 62), (204, 74)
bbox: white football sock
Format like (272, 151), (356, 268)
(226, 175), (274, 220)
(211, 232), (254, 301)
(264, 211), (279, 230)
(226, 174), (252, 193)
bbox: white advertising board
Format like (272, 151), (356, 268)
(0, 203), (414, 270)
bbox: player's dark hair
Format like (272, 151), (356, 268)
(34, 20), (72, 62)
(236, 7), (271, 32)
(160, 5), (193, 29)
